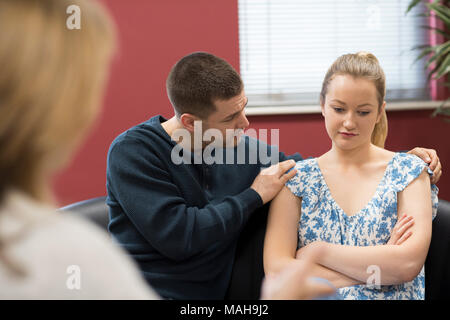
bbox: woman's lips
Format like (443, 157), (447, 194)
(339, 132), (357, 137)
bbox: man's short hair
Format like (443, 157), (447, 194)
(166, 52), (243, 119)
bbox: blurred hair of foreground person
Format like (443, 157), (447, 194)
(0, 0), (158, 299)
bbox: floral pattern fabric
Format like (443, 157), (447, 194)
(285, 152), (439, 300)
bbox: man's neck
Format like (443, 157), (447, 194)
(161, 116), (182, 137)
(162, 116), (201, 152)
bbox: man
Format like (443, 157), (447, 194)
(106, 52), (442, 300)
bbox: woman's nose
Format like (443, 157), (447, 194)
(343, 113), (356, 130)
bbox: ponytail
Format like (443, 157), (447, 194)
(371, 108), (388, 148)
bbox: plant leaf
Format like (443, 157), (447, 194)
(435, 54), (450, 78)
(420, 25), (450, 38)
(427, 3), (450, 28)
(411, 44), (432, 51)
(424, 53), (441, 69)
(406, 0), (423, 14)
(427, 63), (441, 81)
(431, 98), (450, 118)
(413, 45), (437, 63)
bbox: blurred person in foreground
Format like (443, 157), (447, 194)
(0, 0), (157, 299)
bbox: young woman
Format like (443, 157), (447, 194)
(264, 52), (439, 300)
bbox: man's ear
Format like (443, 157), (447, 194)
(180, 113), (198, 133)
(376, 101), (386, 123)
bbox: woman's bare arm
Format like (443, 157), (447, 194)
(263, 186), (300, 274)
(263, 186), (361, 288)
(303, 169), (432, 285)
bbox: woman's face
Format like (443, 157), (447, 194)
(321, 74), (385, 151)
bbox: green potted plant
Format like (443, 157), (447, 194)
(406, 0), (449, 121)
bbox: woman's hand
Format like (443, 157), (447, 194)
(387, 213), (414, 245)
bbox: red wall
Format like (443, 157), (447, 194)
(52, 0), (450, 205)
(52, 0), (240, 205)
(249, 110), (450, 201)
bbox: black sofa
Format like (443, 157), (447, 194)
(60, 197), (450, 300)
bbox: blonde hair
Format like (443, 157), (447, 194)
(0, 0), (116, 200)
(0, 0), (116, 275)
(320, 52), (388, 148)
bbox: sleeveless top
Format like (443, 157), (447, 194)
(285, 152), (439, 300)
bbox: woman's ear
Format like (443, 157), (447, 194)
(376, 101), (386, 123)
(321, 103), (326, 117)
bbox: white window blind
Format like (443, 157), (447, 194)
(238, 0), (430, 107)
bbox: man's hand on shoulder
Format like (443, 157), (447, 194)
(250, 160), (297, 204)
(407, 147), (442, 184)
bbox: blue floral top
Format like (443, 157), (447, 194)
(285, 152), (439, 300)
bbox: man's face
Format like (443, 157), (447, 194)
(202, 90), (250, 148)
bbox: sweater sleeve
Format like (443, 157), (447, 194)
(279, 151), (303, 162)
(107, 138), (263, 262)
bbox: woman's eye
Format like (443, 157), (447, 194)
(333, 107), (344, 113)
(358, 111), (370, 116)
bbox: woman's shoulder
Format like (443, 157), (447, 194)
(286, 157), (322, 198)
(0, 190), (158, 299)
(378, 149), (438, 219)
(392, 151), (426, 167)
(293, 157), (318, 171)
(376, 147), (396, 161)
(371, 147), (425, 175)
(383, 150), (436, 194)
(387, 151), (429, 182)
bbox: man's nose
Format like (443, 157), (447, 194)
(238, 111), (250, 129)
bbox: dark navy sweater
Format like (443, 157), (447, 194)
(106, 115), (302, 299)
